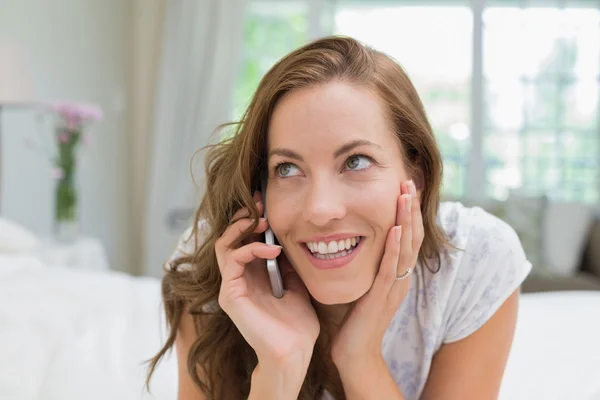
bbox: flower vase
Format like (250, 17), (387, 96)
(54, 170), (79, 243)
(43, 101), (103, 243)
(53, 126), (80, 243)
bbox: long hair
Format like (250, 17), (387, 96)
(146, 35), (448, 399)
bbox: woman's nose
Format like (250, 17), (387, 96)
(301, 177), (346, 227)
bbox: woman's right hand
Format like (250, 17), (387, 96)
(214, 193), (319, 382)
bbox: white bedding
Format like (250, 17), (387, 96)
(500, 290), (600, 400)
(1, 254), (599, 400)
(0, 255), (177, 400)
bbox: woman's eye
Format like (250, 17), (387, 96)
(346, 155), (372, 171)
(276, 163), (300, 177)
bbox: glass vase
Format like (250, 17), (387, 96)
(53, 170), (79, 243)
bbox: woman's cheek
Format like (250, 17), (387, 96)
(356, 180), (400, 223)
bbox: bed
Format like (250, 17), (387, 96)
(1, 253), (599, 400)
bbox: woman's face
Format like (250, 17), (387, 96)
(266, 82), (410, 305)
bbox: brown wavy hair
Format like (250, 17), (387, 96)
(146, 36), (448, 399)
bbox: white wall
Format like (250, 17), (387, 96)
(0, 0), (133, 273)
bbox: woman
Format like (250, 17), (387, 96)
(147, 36), (532, 399)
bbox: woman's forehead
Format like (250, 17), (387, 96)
(267, 82), (394, 149)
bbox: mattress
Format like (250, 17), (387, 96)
(1, 254), (599, 400)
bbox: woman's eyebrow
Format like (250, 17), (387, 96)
(268, 147), (303, 161)
(333, 139), (382, 158)
(268, 139), (382, 162)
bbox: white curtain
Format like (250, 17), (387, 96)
(130, 0), (166, 276)
(138, 0), (247, 277)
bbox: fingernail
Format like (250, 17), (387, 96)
(395, 226), (402, 243)
(268, 244), (282, 249)
(405, 194), (412, 213)
(408, 180), (417, 198)
(256, 200), (263, 207)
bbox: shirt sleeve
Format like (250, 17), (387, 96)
(163, 219), (209, 272)
(442, 208), (532, 343)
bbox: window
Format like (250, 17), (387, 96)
(333, 3), (472, 198)
(483, 5), (600, 201)
(233, 0), (600, 202)
(232, 1), (309, 120)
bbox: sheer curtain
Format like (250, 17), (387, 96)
(132, 0), (247, 276)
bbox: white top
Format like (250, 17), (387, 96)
(368, 201), (531, 399)
(168, 201), (532, 399)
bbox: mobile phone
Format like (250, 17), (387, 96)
(261, 174), (285, 298)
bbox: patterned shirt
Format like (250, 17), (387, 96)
(168, 201), (532, 399)
(324, 201), (532, 399)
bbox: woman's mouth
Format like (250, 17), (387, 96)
(302, 236), (364, 269)
(305, 236), (362, 259)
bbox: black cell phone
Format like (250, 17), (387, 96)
(261, 174), (284, 298)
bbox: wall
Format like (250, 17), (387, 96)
(0, 0), (133, 273)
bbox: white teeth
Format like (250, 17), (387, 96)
(327, 241), (338, 253)
(307, 236), (361, 256)
(318, 242), (328, 254)
(314, 248), (352, 259)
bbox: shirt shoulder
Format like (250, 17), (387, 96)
(432, 201), (532, 343)
(163, 219), (209, 272)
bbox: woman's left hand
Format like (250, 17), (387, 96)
(331, 179), (424, 377)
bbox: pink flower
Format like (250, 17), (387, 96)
(51, 167), (65, 180)
(67, 118), (77, 131)
(58, 132), (69, 144)
(78, 104), (104, 121)
(45, 100), (104, 124)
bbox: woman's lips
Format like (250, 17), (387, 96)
(302, 237), (364, 270)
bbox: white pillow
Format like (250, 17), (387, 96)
(543, 202), (594, 276)
(0, 217), (39, 254)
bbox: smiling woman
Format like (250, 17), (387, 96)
(146, 36), (531, 400)
(265, 83), (416, 305)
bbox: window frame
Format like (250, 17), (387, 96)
(242, 0), (600, 201)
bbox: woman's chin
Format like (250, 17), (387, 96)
(306, 280), (371, 305)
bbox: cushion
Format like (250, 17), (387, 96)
(521, 272), (600, 293)
(582, 217), (600, 278)
(0, 217), (39, 254)
(543, 202), (594, 276)
(459, 195), (548, 276)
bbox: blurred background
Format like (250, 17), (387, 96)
(1, 2), (600, 399)
(1, 0), (599, 286)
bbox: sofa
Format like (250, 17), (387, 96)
(451, 195), (600, 293)
(522, 215), (600, 292)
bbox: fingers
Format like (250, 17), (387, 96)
(231, 196), (264, 224)
(220, 241), (282, 282)
(215, 192), (277, 282)
(397, 193), (413, 275)
(216, 215), (267, 251)
(388, 181), (420, 303)
(245, 201), (266, 245)
(410, 183), (424, 254)
(232, 241), (282, 266)
(370, 224), (402, 295)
